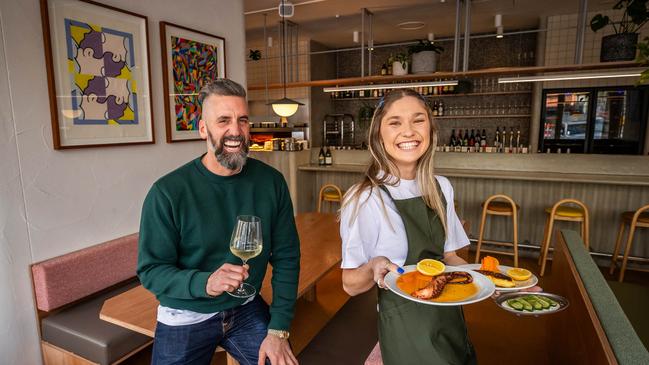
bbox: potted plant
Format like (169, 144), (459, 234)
(392, 52), (409, 75)
(408, 40), (444, 73)
(590, 0), (649, 62)
(636, 36), (649, 83)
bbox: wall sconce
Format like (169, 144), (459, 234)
(353, 31), (359, 43)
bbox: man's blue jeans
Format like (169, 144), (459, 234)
(151, 296), (271, 365)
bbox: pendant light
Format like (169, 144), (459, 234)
(269, 0), (303, 127)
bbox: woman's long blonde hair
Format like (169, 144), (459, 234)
(341, 88), (447, 235)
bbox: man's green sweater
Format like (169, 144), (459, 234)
(137, 155), (300, 331)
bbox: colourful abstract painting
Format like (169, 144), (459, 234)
(171, 36), (219, 131)
(64, 19), (138, 125)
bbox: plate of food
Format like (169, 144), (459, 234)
(384, 259), (495, 306)
(494, 292), (569, 316)
(459, 256), (538, 292)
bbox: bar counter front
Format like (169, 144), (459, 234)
(297, 150), (649, 260)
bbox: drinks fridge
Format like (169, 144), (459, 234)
(539, 86), (648, 154)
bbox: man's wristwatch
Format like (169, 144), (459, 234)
(267, 329), (290, 339)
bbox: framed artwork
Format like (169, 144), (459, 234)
(40, 0), (154, 149)
(160, 21), (226, 142)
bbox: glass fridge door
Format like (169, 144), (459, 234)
(541, 91), (590, 153)
(591, 88), (646, 154)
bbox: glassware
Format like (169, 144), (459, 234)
(228, 215), (263, 298)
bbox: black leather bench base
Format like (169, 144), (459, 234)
(41, 281), (151, 365)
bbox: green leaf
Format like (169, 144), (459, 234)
(627, 0), (649, 24)
(590, 14), (610, 32)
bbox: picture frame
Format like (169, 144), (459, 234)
(160, 21), (226, 142)
(40, 0), (154, 149)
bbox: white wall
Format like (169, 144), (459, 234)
(0, 0), (245, 363)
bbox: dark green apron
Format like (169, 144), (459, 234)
(378, 186), (476, 365)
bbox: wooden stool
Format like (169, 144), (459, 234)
(474, 194), (520, 267)
(317, 184), (343, 213)
(609, 204), (649, 282)
(538, 199), (589, 276)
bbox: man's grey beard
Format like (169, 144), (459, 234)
(207, 130), (249, 171)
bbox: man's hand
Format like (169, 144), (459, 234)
(258, 334), (298, 365)
(205, 263), (249, 297)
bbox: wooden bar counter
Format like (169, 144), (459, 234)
(297, 150), (649, 259)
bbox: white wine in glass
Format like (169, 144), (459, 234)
(228, 215), (262, 298)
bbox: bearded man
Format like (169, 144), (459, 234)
(137, 78), (300, 365)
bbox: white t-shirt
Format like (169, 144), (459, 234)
(340, 175), (469, 268)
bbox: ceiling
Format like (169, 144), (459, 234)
(244, 0), (616, 48)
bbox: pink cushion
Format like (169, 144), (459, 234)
(32, 233), (138, 311)
(365, 342), (383, 365)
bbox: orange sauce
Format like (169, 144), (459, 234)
(396, 271), (478, 302)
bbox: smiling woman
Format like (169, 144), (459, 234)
(339, 88), (476, 365)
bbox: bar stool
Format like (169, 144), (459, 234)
(538, 199), (589, 276)
(317, 184), (343, 213)
(609, 204), (649, 282)
(474, 194), (520, 267)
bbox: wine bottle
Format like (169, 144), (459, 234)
(450, 129), (457, 147)
(494, 127), (500, 150)
(325, 147), (333, 165)
(469, 129), (475, 147)
(509, 127), (514, 151)
(480, 129), (487, 147)
(438, 100), (444, 116)
(318, 147), (325, 165)
(463, 130), (469, 146)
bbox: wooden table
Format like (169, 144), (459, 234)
(100, 212), (342, 362)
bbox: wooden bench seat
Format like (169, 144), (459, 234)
(32, 233), (152, 365)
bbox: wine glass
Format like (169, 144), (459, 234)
(228, 215), (263, 298)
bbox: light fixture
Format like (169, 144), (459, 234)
(495, 14), (503, 38)
(427, 32), (435, 42)
(353, 30), (359, 43)
(398, 21), (425, 30)
(323, 80), (458, 93)
(269, 0), (303, 127)
(498, 70), (642, 83)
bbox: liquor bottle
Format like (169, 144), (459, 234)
(438, 100), (444, 116)
(462, 130), (469, 146)
(480, 129), (487, 147)
(516, 129), (521, 150)
(372, 89), (379, 98)
(502, 126), (507, 150)
(359, 89), (365, 98)
(457, 129), (463, 148)
(432, 101), (439, 116)
(494, 127), (500, 150)
(469, 129), (475, 147)
(381, 64), (387, 76)
(450, 129), (457, 147)
(325, 147), (332, 165)
(318, 147), (325, 165)
(509, 127), (514, 151)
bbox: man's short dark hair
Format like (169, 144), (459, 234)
(198, 78), (247, 107)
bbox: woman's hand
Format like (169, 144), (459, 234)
(342, 256), (403, 296)
(370, 256), (403, 290)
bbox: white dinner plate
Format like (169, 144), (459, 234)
(458, 264), (539, 292)
(384, 265), (495, 306)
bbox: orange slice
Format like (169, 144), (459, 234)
(506, 268), (532, 281)
(416, 259), (446, 276)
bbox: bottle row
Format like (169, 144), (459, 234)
(330, 83), (457, 99)
(448, 127), (526, 153)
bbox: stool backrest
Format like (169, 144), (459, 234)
(549, 199), (590, 249)
(318, 184), (343, 213)
(630, 203), (649, 226)
(483, 194), (518, 215)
